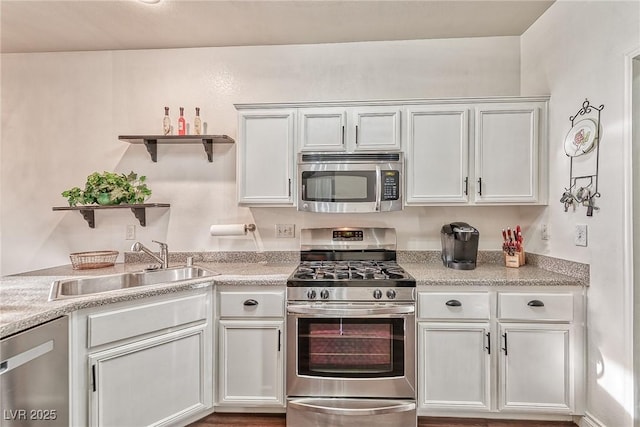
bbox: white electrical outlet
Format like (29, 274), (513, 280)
(276, 224), (295, 238)
(575, 224), (587, 246)
(125, 224), (136, 240)
(541, 224), (549, 240)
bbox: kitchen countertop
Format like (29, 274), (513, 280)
(0, 260), (584, 339)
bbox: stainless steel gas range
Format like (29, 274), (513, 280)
(286, 227), (417, 427)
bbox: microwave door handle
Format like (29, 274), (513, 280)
(375, 166), (382, 211)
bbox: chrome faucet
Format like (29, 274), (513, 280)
(131, 240), (169, 269)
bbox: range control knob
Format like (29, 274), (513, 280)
(386, 289), (397, 299)
(307, 289), (317, 300)
(320, 289), (330, 300)
(373, 289), (383, 300)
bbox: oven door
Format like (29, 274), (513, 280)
(286, 303), (415, 399)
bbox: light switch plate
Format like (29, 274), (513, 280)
(575, 224), (587, 246)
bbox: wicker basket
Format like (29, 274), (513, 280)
(70, 250), (119, 270)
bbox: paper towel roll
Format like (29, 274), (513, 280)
(210, 224), (249, 236)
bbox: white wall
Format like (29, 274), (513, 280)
(0, 36), (530, 275)
(521, 1), (640, 426)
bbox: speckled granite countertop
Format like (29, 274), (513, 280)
(1, 256), (586, 339)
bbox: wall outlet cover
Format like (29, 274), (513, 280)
(125, 224), (136, 240)
(276, 224), (295, 238)
(574, 224), (587, 246)
(541, 224), (549, 240)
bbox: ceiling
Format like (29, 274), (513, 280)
(0, 0), (555, 54)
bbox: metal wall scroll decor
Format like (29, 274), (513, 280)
(560, 99), (604, 216)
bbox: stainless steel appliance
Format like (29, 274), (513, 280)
(297, 152), (403, 213)
(286, 227), (416, 427)
(0, 316), (68, 427)
(440, 222), (480, 270)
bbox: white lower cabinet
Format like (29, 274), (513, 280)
(216, 287), (285, 409)
(498, 324), (571, 412)
(417, 288), (584, 419)
(89, 326), (208, 427)
(418, 322), (491, 411)
(70, 289), (213, 427)
(218, 320), (284, 406)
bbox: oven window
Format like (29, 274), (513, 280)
(297, 318), (404, 378)
(302, 171), (376, 202)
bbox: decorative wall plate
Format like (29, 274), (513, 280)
(564, 118), (598, 157)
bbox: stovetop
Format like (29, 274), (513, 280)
(288, 260), (415, 287)
(286, 227), (416, 302)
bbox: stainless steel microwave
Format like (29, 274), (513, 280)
(297, 152), (403, 213)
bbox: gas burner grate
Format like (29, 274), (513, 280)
(291, 260), (412, 283)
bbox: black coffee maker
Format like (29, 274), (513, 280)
(441, 222), (480, 270)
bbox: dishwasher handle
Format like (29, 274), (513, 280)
(0, 340), (53, 375)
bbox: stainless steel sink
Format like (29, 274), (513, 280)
(49, 266), (218, 301)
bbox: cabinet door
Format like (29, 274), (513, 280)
(352, 106), (402, 151)
(474, 103), (540, 203)
(418, 322), (491, 411)
(218, 320), (284, 407)
(88, 326), (210, 427)
(405, 106), (469, 204)
(298, 107), (347, 152)
(499, 323), (572, 413)
(237, 109), (295, 205)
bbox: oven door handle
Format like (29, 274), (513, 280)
(287, 304), (414, 316)
(288, 398), (416, 416)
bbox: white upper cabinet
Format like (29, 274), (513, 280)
(237, 109), (295, 205)
(405, 98), (548, 206)
(474, 103), (541, 204)
(299, 105), (401, 152)
(236, 97), (547, 207)
(405, 106), (470, 204)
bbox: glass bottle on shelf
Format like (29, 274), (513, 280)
(194, 107), (202, 135)
(178, 107), (186, 135)
(162, 107), (171, 135)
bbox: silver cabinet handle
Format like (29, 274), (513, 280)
(288, 398), (415, 416)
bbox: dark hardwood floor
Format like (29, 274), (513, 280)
(189, 413), (578, 427)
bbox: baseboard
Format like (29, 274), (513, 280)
(578, 412), (606, 427)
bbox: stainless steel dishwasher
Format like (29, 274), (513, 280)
(1, 316), (68, 426)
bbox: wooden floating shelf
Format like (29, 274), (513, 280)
(52, 203), (170, 228)
(119, 135), (235, 162)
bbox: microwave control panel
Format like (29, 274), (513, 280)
(382, 170), (400, 201)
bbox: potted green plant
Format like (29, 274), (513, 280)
(62, 171), (152, 206)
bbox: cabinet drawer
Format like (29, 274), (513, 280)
(418, 292), (490, 320)
(88, 293), (208, 348)
(219, 291), (284, 318)
(498, 293), (573, 321)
